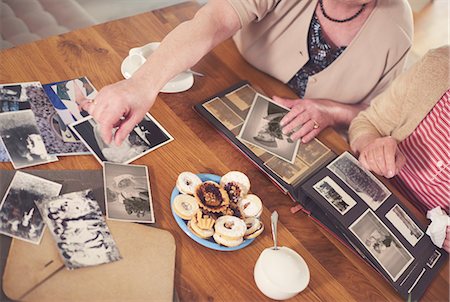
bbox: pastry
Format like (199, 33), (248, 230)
(244, 219), (264, 239)
(214, 215), (246, 240)
(220, 171), (250, 197)
(188, 220), (214, 239)
(213, 233), (243, 247)
(173, 194), (199, 220)
(193, 211), (215, 230)
(194, 181), (229, 213)
(238, 194), (263, 218)
(176, 172), (202, 195)
(244, 217), (261, 236)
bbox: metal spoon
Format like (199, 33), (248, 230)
(271, 211), (279, 250)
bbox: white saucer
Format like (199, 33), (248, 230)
(120, 42), (194, 93)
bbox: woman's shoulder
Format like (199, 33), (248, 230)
(376, 0), (413, 32)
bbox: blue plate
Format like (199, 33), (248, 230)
(170, 173), (254, 251)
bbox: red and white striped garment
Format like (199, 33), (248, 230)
(397, 89), (450, 214)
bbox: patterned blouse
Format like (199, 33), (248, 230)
(288, 14), (346, 99)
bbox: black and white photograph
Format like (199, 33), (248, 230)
(327, 152), (391, 210)
(104, 162), (154, 223)
(0, 171), (62, 244)
(426, 250), (441, 268)
(203, 97), (244, 130)
(0, 110), (58, 169)
(350, 209), (414, 281)
(69, 113), (173, 165)
(386, 205), (424, 246)
(36, 189), (122, 269)
(313, 176), (357, 215)
(238, 94), (299, 164)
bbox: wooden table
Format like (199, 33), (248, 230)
(0, 2), (448, 301)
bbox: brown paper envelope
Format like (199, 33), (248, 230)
(3, 220), (176, 302)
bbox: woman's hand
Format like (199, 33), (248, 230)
(83, 77), (157, 146)
(273, 96), (338, 143)
(444, 226), (450, 253)
(356, 136), (406, 178)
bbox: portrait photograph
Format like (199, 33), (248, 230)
(104, 162), (154, 223)
(36, 189), (122, 270)
(238, 94), (299, 164)
(350, 210), (414, 281)
(0, 110), (58, 169)
(327, 152), (391, 210)
(386, 204), (424, 247)
(0, 171), (62, 244)
(69, 113), (173, 165)
(313, 176), (357, 215)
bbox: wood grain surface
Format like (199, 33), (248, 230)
(0, 2), (448, 301)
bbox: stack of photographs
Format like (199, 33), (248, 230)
(302, 152), (447, 300)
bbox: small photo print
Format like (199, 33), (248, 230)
(350, 209), (414, 281)
(313, 176), (357, 215)
(0, 110), (58, 169)
(386, 204), (424, 246)
(104, 162), (154, 223)
(264, 155), (309, 185)
(238, 94), (299, 164)
(426, 250), (441, 268)
(297, 139), (330, 166)
(327, 152), (391, 210)
(0, 82), (32, 112)
(36, 189), (121, 270)
(0, 171), (62, 244)
(224, 84), (257, 112)
(69, 113), (173, 165)
(203, 97), (244, 130)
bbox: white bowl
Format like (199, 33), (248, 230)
(120, 42), (194, 93)
(254, 246), (310, 300)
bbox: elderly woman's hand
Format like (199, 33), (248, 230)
(83, 77), (157, 146)
(273, 96), (337, 143)
(356, 136), (406, 178)
(444, 226), (450, 253)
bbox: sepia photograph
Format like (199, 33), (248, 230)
(104, 162), (154, 223)
(350, 209), (414, 281)
(426, 250), (441, 268)
(314, 176), (357, 215)
(0, 171), (62, 244)
(386, 204), (424, 246)
(297, 139), (330, 166)
(0, 110), (58, 169)
(222, 84), (257, 119)
(327, 152), (391, 210)
(265, 155), (310, 185)
(203, 97), (244, 130)
(36, 189), (122, 269)
(238, 94), (299, 164)
(69, 113), (173, 165)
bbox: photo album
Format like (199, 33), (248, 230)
(194, 81), (447, 300)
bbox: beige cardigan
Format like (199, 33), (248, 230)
(349, 46), (450, 145)
(227, 0), (413, 104)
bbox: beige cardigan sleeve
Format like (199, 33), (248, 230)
(226, 0), (281, 27)
(348, 55), (420, 145)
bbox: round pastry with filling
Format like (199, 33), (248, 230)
(176, 172), (202, 195)
(214, 215), (247, 240)
(173, 194), (199, 220)
(213, 233), (243, 247)
(244, 217), (264, 239)
(238, 194), (263, 218)
(220, 171), (250, 199)
(194, 181), (229, 213)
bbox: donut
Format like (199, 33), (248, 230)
(220, 171), (250, 196)
(176, 172), (202, 195)
(188, 220), (214, 239)
(213, 233), (244, 247)
(194, 181), (229, 213)
(238, 194), (263, 218)
(173, 194), (199, 220)
(214, 215), (246, 240)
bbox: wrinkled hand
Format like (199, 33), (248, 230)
(273, 96), (335, 143)
(444, 226), (450, 253)
(83, 78), (157, 145)
(357, 136), (406, 178)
